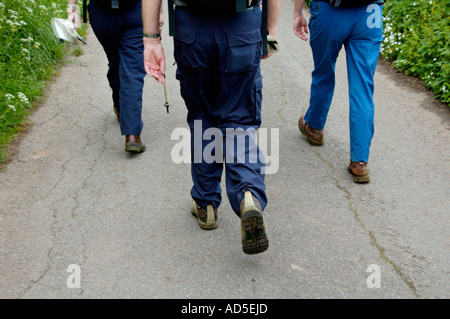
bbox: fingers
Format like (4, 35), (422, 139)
(144, 57), (165, 84)
(160, 58), (166, 81)
(293, 17), (309, 41)
(144, 64), (165, 84)
(143, 40), (166, 83)
(295, 30), (308, 41)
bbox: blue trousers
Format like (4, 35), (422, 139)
(88, 0), (146, 136)
(174, 6), (267, 216)
(305, 1), (383, 163)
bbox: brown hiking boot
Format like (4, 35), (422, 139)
(125, 135), (146, 153)
(298, 115), (324, 146)
(348, 161), (370, 183)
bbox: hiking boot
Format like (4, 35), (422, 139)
(298, 115), (324, 146)
(125, 135), (146, 153)
(240, 191), (269, 255)
(348, 161), (370, 183)
(191, 200), (218, 230)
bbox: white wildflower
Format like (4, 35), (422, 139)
(17, 92), (30, 105)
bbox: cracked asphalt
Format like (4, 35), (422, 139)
(1, 1), (449, 299)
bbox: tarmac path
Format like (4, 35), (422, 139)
(0, 1), (449, 299)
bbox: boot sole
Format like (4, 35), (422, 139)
(298, 118), (324, 146)
(348, 167), (370, 183)
(241, 208), (269, 255)
(125, 143), (146, 153)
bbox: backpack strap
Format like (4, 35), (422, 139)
(168, 0), (176, 37)
(261, 0), (268, 56)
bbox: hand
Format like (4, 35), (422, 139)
(67, 11), (81, 30)
(262, 35), (278, 59)
(143, 40), (166, 84)
(293, 15), (308, 41)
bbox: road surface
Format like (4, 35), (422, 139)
(0, 1), (449, 299)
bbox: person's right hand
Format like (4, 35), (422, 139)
(293, 15), (308, 41)
(143, 39), (166, 84)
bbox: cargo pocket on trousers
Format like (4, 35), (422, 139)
(252, 75), (263, 123)
(225, 28), (262, 73)
(174, 28), (199, 68)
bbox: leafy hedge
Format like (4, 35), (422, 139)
(0, 0), (71, 163)
(381, 0), (449, 105)
(304, 0), (449, 105)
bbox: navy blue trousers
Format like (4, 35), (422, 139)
(88, 0), (146, 136)
(174, 6), (267, 216)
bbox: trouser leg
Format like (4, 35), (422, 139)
(305, 1), (348, 130)
(118, 2), (146, 136)
(223, 126), (267, 216)
(188, 113), (224, 210)
(344, 4), (383, 163)
(345, 41), (379, 163)
(88, 3), (121, 111)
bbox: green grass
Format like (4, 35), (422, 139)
(0, 0), (86, 166)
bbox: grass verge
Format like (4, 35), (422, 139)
(0, 0), (88, 167)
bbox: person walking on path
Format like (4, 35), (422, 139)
(293, 0), (384, 183)
(68, 0), (161, 153)
(142, 0), (280, 254)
